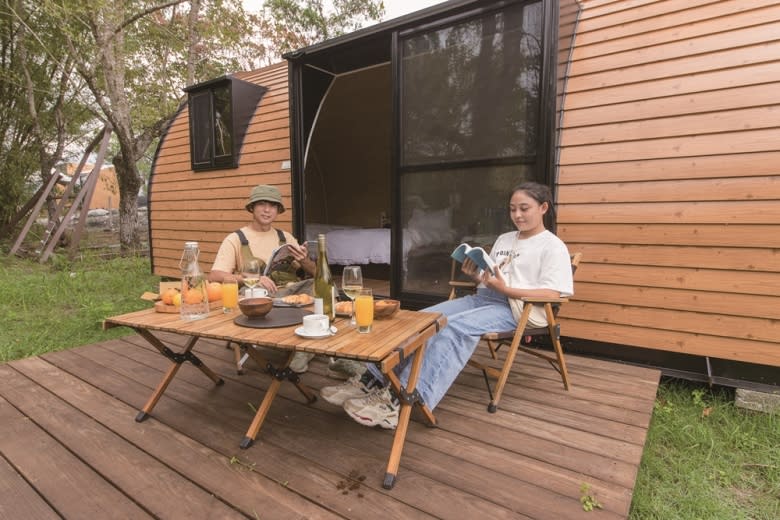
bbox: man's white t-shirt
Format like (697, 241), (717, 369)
(488, 230), (573, 326)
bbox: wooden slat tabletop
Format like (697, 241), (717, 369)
(104, 308), (444, 362)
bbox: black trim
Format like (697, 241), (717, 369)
(390, 29), (402, 298)
(185, 77), (267, 171)
(540, 0), (558, 216)
(288, 62), (306, 240)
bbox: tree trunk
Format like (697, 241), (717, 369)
(186, 0), (201, 85)
(112, 150), (142, 252)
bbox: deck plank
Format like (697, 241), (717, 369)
(0, 333), (660, 519)
(43, 345), (513, 519)
(0, 392), (153, 519)
(0, 452), (60, 520)
(0, 362), (245, 519)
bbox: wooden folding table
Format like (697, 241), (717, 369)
(104, 307), (445, 489)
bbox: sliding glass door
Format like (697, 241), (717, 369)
(396, 0), (546, 304)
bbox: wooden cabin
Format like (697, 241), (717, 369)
(148, 0), (779, 384)
(149, 62), (292, 277)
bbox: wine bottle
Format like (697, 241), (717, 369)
(313, 234), (335, 321)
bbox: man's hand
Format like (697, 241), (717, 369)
(259, 275), (278, 295)
(287, 242), (308, 262)
(290, 242), (315, 275)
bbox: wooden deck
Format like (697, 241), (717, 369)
(0, 332), (659, 519)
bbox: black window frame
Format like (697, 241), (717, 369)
(186, 79), (237, 171)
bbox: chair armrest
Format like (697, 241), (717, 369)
(520, 296), (569, 304)
(449, 281), (477, 288)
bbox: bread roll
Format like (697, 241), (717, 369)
(282, 294), (313, 305)
(335, 301), (352, 314)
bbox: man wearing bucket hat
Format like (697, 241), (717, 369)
(210, 184), (315, 290)
(209, 184), (316, 372)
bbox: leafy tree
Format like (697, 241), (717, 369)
(0, 0), (91, 235)
(257, 0), (384, 62)
(2, 0), (384, 253)
(40, 0), (260, 251)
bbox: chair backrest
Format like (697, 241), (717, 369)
(570, 252), (583, 275)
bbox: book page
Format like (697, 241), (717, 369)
(265, 243), (297, 275)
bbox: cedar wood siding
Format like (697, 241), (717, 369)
(148, 62), (291, 278)
(556, 0), (780, 367)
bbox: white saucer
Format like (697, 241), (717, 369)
(294, 326), (337, 339)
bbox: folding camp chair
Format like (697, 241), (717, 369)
(450, 252), (582, 413)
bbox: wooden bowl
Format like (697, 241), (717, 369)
(238, 296), (273, 318)
(374, 299), (400, 319)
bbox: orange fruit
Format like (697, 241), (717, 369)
(161, 288), (179, 305)
(206, 282), (222, 302)
(183, 288), (204, 305)
(172, 293), (182, 307)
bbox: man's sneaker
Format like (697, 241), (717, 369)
(289, 352), (315, 373)
(327, 358), (367, 380)
(320, 372), (378, 406)
(343, 387), (399, 430)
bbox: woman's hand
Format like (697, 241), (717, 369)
(461, 258), (481, 281)
(481, 268), (508, 293)
(462, 258), (509, 293)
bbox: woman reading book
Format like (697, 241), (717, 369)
(320, 181), (574, 429)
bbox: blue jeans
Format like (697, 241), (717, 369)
(367, 288), (516, 410)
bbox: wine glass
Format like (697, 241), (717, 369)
(242, 259), (261, 297)
(341, 265), (363, 326)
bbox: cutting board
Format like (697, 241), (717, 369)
(154, 300), (222, 313)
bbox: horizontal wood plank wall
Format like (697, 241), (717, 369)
(556, 0), (780, 367)
(149, 62), (292, 278)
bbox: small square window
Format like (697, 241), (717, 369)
(188, 81), (236, 170)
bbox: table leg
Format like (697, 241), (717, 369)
(243, 347), (317, 404)
(381, 331), (435, 490)
(241, 377), (282, 449)
(134, 331), (224, 422)
(240, 350), (317, 449)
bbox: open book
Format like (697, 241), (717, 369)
(451, 243), (497, 275)
(264, 243), (302, 275)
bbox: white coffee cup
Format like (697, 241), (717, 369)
(244, 287), (268, 298)
(302, 314), (330, 335)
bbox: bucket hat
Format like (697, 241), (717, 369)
(246, 184), (284, 213)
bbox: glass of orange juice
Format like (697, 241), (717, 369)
(222, 276), (239, 313)
(355, 288), (374, 333)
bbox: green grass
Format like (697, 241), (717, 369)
(0, 253), (159, 362)
(1, 254), (777, 518)
(630, 381), (779, 520)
